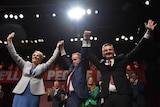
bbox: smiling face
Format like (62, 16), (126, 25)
(102, 43), (115, 60)
(32, 51), (44, 66)
(53, 81), (59, 89)
(88, 77), (94, 85)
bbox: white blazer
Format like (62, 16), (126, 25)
(7, 44), (59, 95)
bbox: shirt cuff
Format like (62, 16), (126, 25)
(82, 40), (91, 47)
(61, 49), (66, 56)
(143, 33), (150, 39)
(143, 30), (151, 39)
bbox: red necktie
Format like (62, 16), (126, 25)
(107, 59), (111, 66)
(107, 59), (114, 85)
(66, 68), (76, 93)
(110, 75), (114, 85)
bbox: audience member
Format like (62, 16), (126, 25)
(84, 76), (99, 107)
(132, 61), (147, 85)
(130, 72), (146, 107)
(47, 80), (66, 107)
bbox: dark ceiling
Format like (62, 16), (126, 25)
(0, 0), (160, 63)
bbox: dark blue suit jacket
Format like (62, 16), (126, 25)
(62, 48), (89, 99)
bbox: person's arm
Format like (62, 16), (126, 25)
(59, 40), (71, 69)
(59, 40), (66, 56)
(40, 41), (62, 71)
(82, 31), (103, 70)
(143, 19), (157, 38)
(6, 32), (25, 68)
(126, 19), (157, 62)
(7, 32), (14, 45)
(82, 31), (91, 48)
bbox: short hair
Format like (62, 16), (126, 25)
(33, 50), (44, 61)
(131, 71), (138, 76)
(72, 52), (81, 59)
(54, 80), (59, 84)
(102, 43), (115, 51)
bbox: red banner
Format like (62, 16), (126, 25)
(0, 70), (102, 83)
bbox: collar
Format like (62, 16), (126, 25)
(106, 59), (114, 66)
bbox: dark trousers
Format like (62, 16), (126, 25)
(66, 92), (82, 107)
(104, 94), (132, 107)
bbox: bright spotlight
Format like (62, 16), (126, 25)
(129, 36), (134, 40)
(94, 37), (98, 41)
(80, 38), (83, 41)
(9, 14), (14, 19)
(124, 37), (128, 41)
(145, 0), (150, 5)
(35, 14), (40, 18)
(21, 40), (24, 43)
(74, 38), (78, 41)
(4, 41), (7, 45)
(70, 38), (74, 42)
(115, 38), (120, 41)
(4, 14), (8, 19)
(52, 13), (56, 17)
(86, 9), (91, 15)
(19, 14), (24, 19)
(14, 15), (18, 19)
(30, 40), (33, 43)
(95, 10), (99, 14)
(25, 40), (29, 43)
(121, 35), (125, 39)
(34, 40), (38, 43)
(68, 7), (85, 20)
(90, 36), (93, 40)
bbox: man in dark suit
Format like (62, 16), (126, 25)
(58, 40), (88, 107)
(81, 19), (157, 107)
(130, 72), (146, 107)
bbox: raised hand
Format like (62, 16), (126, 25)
(83, 30), (91, 40)
(56, 40), (64, 50)
(144, 19), (157, 31)
(7, 32), (15, 45)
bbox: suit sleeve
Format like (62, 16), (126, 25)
(126, 36), (151, 63)
(82, 47), (102, 71)
(7, 44), (25, 69)
(40, 48), (60, 72)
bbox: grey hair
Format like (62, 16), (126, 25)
(102, 43), (115, 51)
(72, 52), (81, 59)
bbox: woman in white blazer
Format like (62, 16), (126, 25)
(7, 32), (62, 107)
